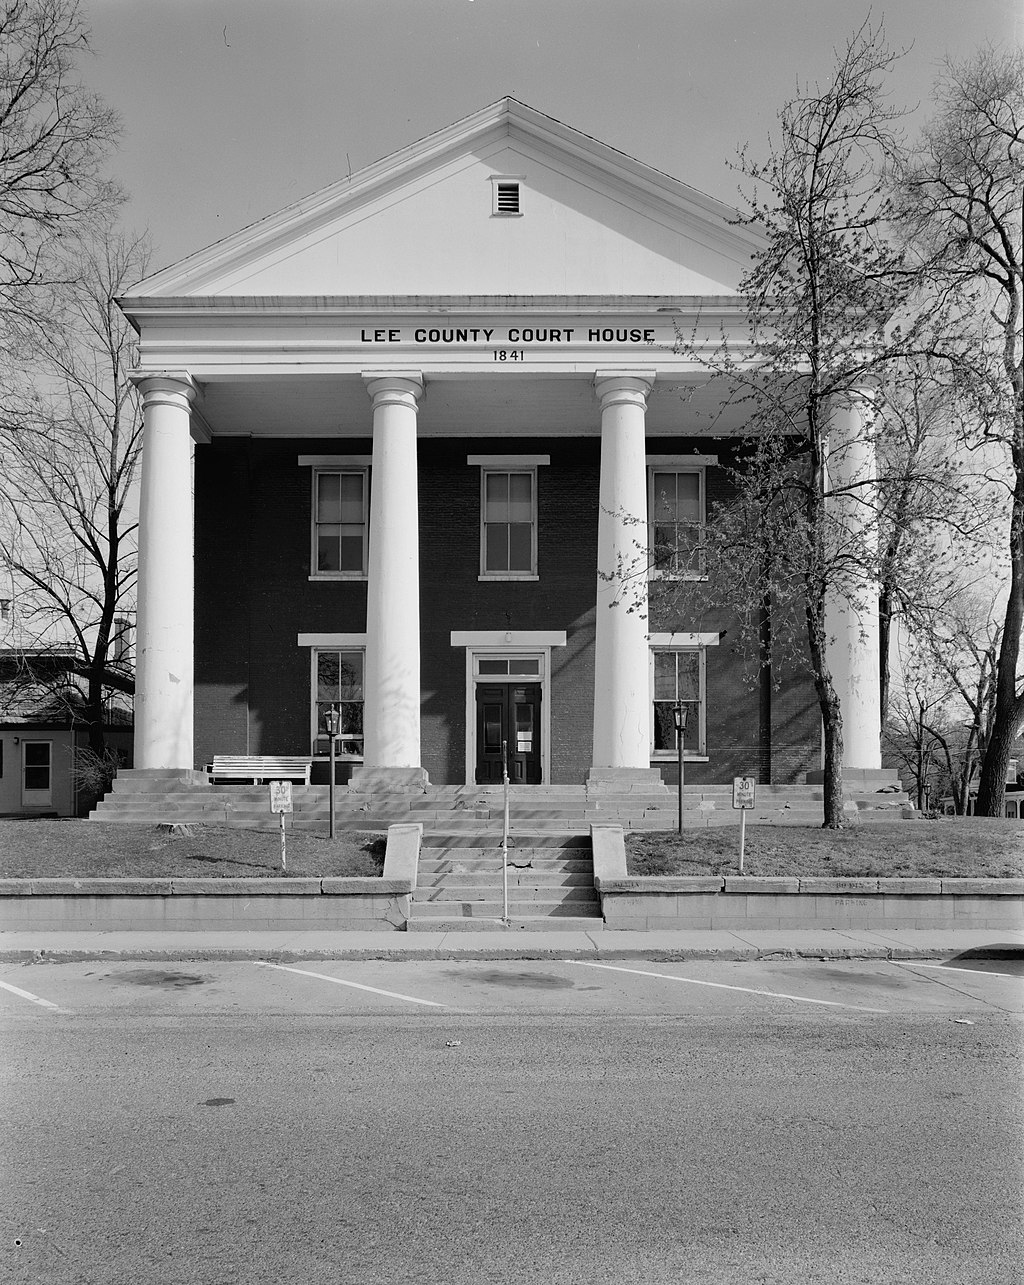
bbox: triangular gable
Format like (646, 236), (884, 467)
(131, 100), (759, 300)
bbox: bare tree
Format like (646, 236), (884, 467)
(897, 46), (1023, 815)
(0, 0), (121, 331)
(0, 221), (147, 753)
(884, 591), (1004, 813)
(875, 356), (998, 723)
(673, 21), (927, 826)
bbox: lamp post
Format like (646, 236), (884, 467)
(323, 706), (341, 839)
(673, 702), (687, 836)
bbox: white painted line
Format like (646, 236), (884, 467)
(570, 961), (889, 1013)
(255, 961), (450, 1008)
(897, 961), (1022, 981)
(0, 977), (62, 1011)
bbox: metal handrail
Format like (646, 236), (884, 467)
(501, 739), (511, 926)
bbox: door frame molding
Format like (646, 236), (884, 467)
(452, 631), (566, 787)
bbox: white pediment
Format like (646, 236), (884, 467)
(131, 100), (758, 299)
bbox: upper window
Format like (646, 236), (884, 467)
(468, 455), (548, 580)
(313, 648), (364, 758)
(648, 466), (706, 578)
(483, 470), (535, 576)
(313, 469), (368, 579)
(651, 648), (705, 758)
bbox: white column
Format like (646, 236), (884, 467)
(362, 373), (424, 774)
(133, 373), (197, 770)
(825, 388), (882, 771)
(592, 372), (655, 771)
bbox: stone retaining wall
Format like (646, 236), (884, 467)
(590, 825), (1024, 931)
(0, 824), (421, 933)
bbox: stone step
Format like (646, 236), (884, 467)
(417, 870), (594, 888)
(405, 914), (605, 933)
(415, 881), (598, 902)
(422, 831), (590, 848)
(416, 853), (591, 873)
(410, 899), (603, 922)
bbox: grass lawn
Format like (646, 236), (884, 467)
(0, 819), (385, 880)
(626, 818), (1024, 879)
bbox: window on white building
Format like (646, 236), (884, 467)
(648, 465), (707, 578)
(651, 648), (705, 757)
(313, 649), (364, 757)
(312, 469), (368, 578)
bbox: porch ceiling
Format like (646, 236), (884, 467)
(192, 372), (750, 439)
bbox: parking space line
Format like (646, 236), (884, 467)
(896, 962), (1021, 981)
(254, 962), (451, 1008)
(569, 961), (890, 1013)
(0, 977), (63, 1012)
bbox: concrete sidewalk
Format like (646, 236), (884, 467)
(3, 926), (1023, 963)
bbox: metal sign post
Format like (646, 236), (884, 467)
(501, 738), (511, 927)
(673, 703), (688, 836)
(323, 706), (341, 839)
(732, 776), (756, 873)
(269, 780), (293, 872)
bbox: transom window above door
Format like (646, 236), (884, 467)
(474, 655), (542, 678)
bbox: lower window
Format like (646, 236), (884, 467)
(651, 649), (705, 757)
(313, 649), (364, 757)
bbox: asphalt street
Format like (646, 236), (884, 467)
(2, 957), (1022, 1285)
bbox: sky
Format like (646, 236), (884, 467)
(80, 0), (1021, 278)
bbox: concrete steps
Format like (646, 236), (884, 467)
(91, 773), (913, 830)
(408, 842), (602, 931)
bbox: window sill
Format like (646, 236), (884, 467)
(651, 754), (710, 763)
(313, 755), (364, 762)
(478, 573), (539, 582)
(309, 574), (368, 583)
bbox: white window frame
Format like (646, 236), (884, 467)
(468, 455), (549, 582)
(647, 455), (716, 581)
(300, 455), (372, 582)
(648, 632), (720, 762)
(299, 633), (367, 760)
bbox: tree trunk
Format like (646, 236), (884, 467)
(976, 447), (1024, 815)
(806, 594), (846, 827)
(878, 583), (893, 729)
(758, 592), (773, 784)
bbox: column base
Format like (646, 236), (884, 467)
(586, 767), (671, 796)
(111, 768), (210, 793)
(348, 766), (430, 794)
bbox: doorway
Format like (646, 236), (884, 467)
(475, 683), (542, 784)
(22, 740), (52, 808)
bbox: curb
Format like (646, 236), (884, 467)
(5, 943), (1016, 964)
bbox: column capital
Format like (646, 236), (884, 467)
(363, 372), (424, 410)
(594, 371), (657, 411)
(131, 372), (197, 411)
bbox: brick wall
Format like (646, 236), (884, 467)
(194, 434), (820, 785)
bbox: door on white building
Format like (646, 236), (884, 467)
(22, 740), (52, 808)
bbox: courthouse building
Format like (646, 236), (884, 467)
(118, 99), (882, 793)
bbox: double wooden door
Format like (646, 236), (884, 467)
(475, 683), (542, 784)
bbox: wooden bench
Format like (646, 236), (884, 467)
(209, 755), (313, 785)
